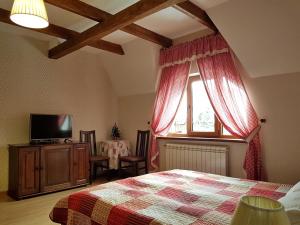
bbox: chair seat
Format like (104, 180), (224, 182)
(90, 156), (109, 161)
(119, 156), (146, 162)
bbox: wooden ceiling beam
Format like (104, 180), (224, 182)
(0, 8), (124, 55)
(45, 0), (173, 48)
(49, 0), (185, 59)
(175, 1), (217, 32)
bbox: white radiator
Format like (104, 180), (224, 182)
(161, 143), (229, 176)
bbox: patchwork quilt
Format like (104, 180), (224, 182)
(50, 170), (291, 225)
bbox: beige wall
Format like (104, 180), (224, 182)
(117, 70), (300, 185)
(1, 28), (300, 194)
(243, 71), (300, 185)
(118, 93), (155, 151)
(0, 31), (118, 191)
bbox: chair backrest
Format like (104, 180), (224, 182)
(80, 130), (97, 156)
(136, 130), (150, 158)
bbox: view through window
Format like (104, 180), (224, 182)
(191, 79), (215, 132)
(169, 75), (234, 137)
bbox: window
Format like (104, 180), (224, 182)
(169, 75), (234, 138)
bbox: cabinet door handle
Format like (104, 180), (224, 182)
(34, 167), (39, 171)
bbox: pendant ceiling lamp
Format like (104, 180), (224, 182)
(10, 0), (49, 29)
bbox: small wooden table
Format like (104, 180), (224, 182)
(99, 140), (131, 170)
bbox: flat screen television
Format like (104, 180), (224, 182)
(30, 114), (72, 141)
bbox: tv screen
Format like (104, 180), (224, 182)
(30, 114), (72, 140)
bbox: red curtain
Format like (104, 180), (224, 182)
(149, 62), (190, 170)
(196, 36), (263, 180)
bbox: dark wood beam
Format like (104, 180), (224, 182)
(0, 8), (124, 55)
(45, 0), (173, 48)
(175, 1), (217, 32)
(49, 0), (185, 59)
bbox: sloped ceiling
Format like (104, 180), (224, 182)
(99, 39), (160, 97)
(100, 0), (300, 96)
(207, 0), (300, 78)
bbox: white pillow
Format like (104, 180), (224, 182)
(279, 191), (300, 225)
(288, 182), (300, 195)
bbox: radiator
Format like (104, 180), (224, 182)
(161, 143), (229, 176)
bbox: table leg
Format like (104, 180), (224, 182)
(90, 162), (94, 184)
(118, 160), (122, 177)
(145, 160), (148, 174)
(135, 162), (139, 176)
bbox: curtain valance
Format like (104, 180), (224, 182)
(159, 34), (229, 67)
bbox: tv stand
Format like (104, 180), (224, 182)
(8, 142), (90, 199)
(30, 139), (60, 145)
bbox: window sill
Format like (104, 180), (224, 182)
(156, 136), (247, 143)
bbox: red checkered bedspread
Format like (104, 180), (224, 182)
(50, 170), (291, 225)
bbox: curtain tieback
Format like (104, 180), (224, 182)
(245, 125), (261, 143)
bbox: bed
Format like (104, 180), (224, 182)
(50, 170), (291, 225)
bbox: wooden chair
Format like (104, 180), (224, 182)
(80, 130), (109, 183)
(119, 130), (150, 176)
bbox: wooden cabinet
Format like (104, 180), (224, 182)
(73, 143), (90, 185)
(8, 143), (90, 199)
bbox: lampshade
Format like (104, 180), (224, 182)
(231, 196), (291, 225)
(10, 0), (49, 29)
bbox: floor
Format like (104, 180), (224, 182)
(0, 178), (108, 225)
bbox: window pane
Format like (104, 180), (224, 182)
(169, 92), (187, 134)
(192, 80), (215, 132)
(222, 126), (232, 136)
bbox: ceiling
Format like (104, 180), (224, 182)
(0, 0), (225, 44)
(0, 0), (300, 96)
(207, 0), (300, 78)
